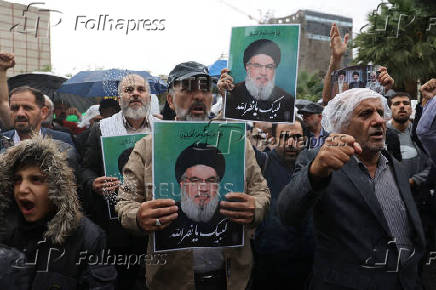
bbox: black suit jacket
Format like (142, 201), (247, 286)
(278, 149), (425, 290)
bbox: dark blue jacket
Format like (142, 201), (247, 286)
(2, 128), (75, 147)
(254, 148), (315, 257)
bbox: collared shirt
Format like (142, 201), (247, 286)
(354, 154), (413, 253)
(308, 127), (328, 149)
(122, 115), (150, 134)
(13, 129), (42, 145)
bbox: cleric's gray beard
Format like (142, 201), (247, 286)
(121, 99), (150, 120)
(245, 74), (275, 101)
(181, 189), (220, 223)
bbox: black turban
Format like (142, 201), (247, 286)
(175, 143), (225, 183)
(243, 39), (281, 68)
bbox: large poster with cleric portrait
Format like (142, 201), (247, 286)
(153, 121), (245, 252)
(225, 25), (300, 123)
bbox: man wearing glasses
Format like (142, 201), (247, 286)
(117, 61), (270, 290)
(225, 38), (295, 122)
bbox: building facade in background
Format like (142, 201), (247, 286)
(0, 0), (51, 77)
(268, 10), (353, 73)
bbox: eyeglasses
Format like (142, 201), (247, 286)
(174, 77), (212, 93)
(123, 86), (147, 94)
(183, 176), (220, 184)
(247, 63), (276, 71)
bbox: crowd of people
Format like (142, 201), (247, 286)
(0, 22), (435, 290)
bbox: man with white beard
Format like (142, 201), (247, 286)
(80, 73), (152, 290)
(225, 38), (295, 122)
(117, 61), (270, 290)
(153, 142), (244, 251)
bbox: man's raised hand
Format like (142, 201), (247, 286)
(217, 68), (234, 96)
(0, 52), (15, 71)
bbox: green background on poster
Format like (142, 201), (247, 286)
(101, 133), (147, 182)
(228, 25), (300, 96)
(153, 122), (246, 202)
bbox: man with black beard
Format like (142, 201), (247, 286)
(387, 92), (434, 289)
(154, 143), (243, 251)
(225, 39), (295, 122)
(80, 73), (152, 290)
(387, 92), (431, 189)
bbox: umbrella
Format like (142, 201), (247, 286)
(208, 60), (227, 77)
(57, 69), (168, 97)
(8, 73), (67, 97)
(7, 73), (96, 113)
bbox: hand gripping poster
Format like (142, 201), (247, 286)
(153, 121), (246, 252)
(225, 25), (300, 123)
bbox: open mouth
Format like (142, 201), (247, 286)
(18, 199), (35, 215)
(369, 131), (384, 139)
(190, 104), (206, 115)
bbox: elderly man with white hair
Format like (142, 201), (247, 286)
(278, 88), (425, 290)
(80, 73), (153, 289)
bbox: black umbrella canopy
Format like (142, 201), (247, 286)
(7, 73), (97, 113)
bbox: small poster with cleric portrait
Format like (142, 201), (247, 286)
(330, 65), (386, 98)
(225, 25), (300, 123)
(100, 133), (147, 219)
(153, 121), (245, 252)
(101, 133), (148, 182)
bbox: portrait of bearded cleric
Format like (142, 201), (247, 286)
(154, 143), (243, 252)
(225, 38), (295, 122)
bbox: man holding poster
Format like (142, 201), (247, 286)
(117, 61), (270, 290)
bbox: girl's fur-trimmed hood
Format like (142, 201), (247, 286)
(0, 136), (82, 245)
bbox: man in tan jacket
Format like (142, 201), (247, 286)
(116, 61), (270, 290)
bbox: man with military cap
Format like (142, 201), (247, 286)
(299, 102), (329, 149)
(116, 61), (270, 290)
(225, 38), (295, 122)
(154, 143), (243, 252)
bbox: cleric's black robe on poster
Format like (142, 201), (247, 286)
(225, 81), (295, 122)
(154, 203), (243, 252)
